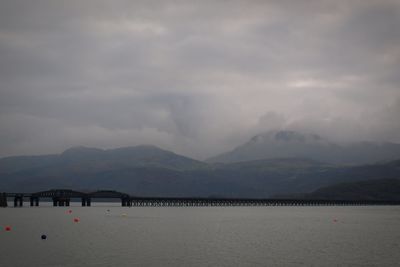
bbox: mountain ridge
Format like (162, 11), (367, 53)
(276, 178), (400, 201)
(207, 130), (400, 165)
(0, 145), (207, 174)
(1, 143), (400, 198)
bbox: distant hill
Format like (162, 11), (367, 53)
(0, 145), (208, 195)
(207, 130), (400, 165)
(279, 178), (400, 201)
(1, 145), (400, 198)
(0, 145), (207, 174)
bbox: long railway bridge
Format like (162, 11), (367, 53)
(1, 189), (400, 207)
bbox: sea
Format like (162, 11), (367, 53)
(1, 203), (400, 267)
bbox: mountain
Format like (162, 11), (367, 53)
(0, 145), (208, 194)
(207, 130), (400, 165)
(1, 145), (400, 198)
(0, 145), (206, 174)
(203, 158), (400, 197)
(279, 178), (400, 201)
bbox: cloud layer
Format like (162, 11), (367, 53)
(1, 0), (400, 159)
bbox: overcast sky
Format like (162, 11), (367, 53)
(0, 0), (399, 159)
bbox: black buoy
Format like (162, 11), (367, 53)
(41, 234), (47, 240)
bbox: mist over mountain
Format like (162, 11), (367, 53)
(207, 130), (400, 165)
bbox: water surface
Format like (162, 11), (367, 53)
(1, 204), (400, 266)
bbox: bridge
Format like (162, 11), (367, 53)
(1, 189), (400, 207)
(1, 190), (131, 207)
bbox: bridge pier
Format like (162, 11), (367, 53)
(81, 197), (91, 207)
(53, 197), (58, 206)
(1, 193), (7, 207)
(14, 195), (23, 207)
(121, 197), (132, 207)
(30, 197), (39, 206)
(52, 197), (70, 206)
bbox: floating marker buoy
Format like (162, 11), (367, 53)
(5, 226), (11, 231)
(73, 218), (80, 223)
(106, 209), (110, 212)
(41, 234), (47, 240)
(333, 219), (338, 223)
(68, 210), (72, 214)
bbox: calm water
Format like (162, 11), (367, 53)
(1, 204), (400, 267)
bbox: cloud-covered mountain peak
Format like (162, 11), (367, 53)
(208, 130), (400, 164)
(250, 130), (324, 144)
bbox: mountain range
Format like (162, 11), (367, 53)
(207, 130), (400, 165)
(1, 130), (400, 198)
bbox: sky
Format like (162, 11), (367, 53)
(0, 0), (400, 159)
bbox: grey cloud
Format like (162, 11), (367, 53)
(0, 0), (400, 159)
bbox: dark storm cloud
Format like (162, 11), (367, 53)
(0, 0), (399, 158)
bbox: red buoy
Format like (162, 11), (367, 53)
(73, 218), (80, 223)
(5, 226), (11, 231)
(67, 210), (72, 214)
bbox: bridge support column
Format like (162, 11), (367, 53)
(53, 197), (59, 206)
(0, 193), (7, 207)
(30, 197), (39, 207)
(121, 197), (132, 207)
(14, 196), (23, 207)
(81, 198), (91, 207)
(65, 198), (70, 206)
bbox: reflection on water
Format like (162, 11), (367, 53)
(1, 205), (400, 267)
